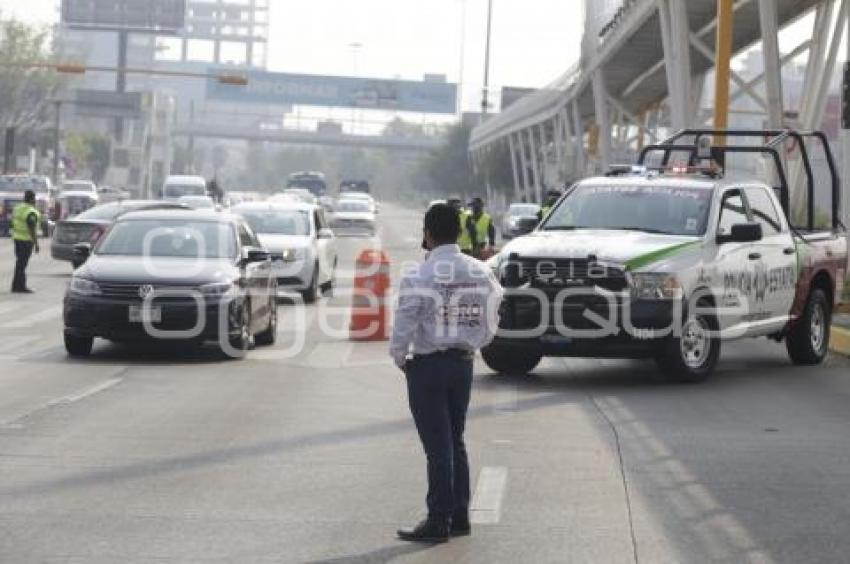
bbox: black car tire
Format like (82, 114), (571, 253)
(224, 301), (254, 358)
(302, 264), (320, 303)
(786, 288), (830, 365)
(481, 343), (542, 375)
(255, 300), (277, 346)
(65, 333), (93, 357)
(655, 303), (720, 383)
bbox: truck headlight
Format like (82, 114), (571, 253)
(69, 277), (101, 296)
(630, 273), (682, 300)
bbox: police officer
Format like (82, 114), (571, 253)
(537, 189), (562, 224)
(10, 189), (40, 294)
(469, 197), (495, 259)
(447, 198), (475, 255)
(391, 203), (503, 543)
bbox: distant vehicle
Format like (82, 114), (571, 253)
(339, 179), (370, 194)
(57, 180), (100, 219)
(286, 171), (327, 197)
(52, 200), (188, 268)
(63, 209), (277, 358)
(281, 188), (318, 205)
(234, 201), (337, 303)
(330, 199), (376, 237)
(501, 203), (541, 239)
(0, 174), (53, 237)
(178, 195), (217, 210)
(318, 195), (336, 212)
(97, 185), (130, 203)
(338, 191), (378, 214)
(162, 175), (207, 201)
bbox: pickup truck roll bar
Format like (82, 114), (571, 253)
(636, 129), (841, 231)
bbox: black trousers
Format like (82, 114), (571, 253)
(12, 240), (33, 291)
(406, 351), (473, 521)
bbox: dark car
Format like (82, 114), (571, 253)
(52, 200), (188, 268)
(500, 203), (541, 239)
(63, 209), (278, 358)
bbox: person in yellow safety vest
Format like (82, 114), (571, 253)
(469, 197), (495, 259)
(447, 197), (476, 255)
(10, 189), (41, 294)
(537, 190), (562, 224)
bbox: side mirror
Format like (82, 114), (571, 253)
(318, 228), (335, 239)
(73, 242), (92, 264)
(718, 222), (762, 244)
(244, 248), (270, 263)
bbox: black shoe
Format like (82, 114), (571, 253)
(451, 515), (471, 537)
(11, 288), (33, 294)
(397, 518), (449, 543)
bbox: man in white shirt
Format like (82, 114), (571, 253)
(391, 203), (503, 543)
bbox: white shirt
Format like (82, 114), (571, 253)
(389, 244), (504, 368)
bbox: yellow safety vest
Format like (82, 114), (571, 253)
(457, 209), (473, 251)
(11, 203), (40, 242)
(472, 212), (492, 245)
(540, 205), (551, 219)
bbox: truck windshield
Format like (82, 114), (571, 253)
(543, 184), (712, 236)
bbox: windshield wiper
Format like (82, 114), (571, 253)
(608, 226), (671, 235)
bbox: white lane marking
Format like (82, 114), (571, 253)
(0, 305), (63, 329)
(47, 377), (123, 406)
(470, 466), (508, 525)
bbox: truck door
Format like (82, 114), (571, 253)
(744, 186), (796, 332)
(714, 189), (757, 337)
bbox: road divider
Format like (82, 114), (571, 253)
(349, 249), (391, 341)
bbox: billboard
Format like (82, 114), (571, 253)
(206, 71), (458, 114)
(61, 0), (186, 32)
(72, 90), (143, 120)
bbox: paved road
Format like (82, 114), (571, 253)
(1, 203), (850, 563)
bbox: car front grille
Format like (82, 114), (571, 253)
(98, 283), (202, 302)
(515, 258), (628, 292)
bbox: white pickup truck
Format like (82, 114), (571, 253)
(485, 129), (848, 382)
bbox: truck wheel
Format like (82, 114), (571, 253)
(64, 333), (93, 357)
(786, 288), (830, 365)
(301, 264), (320, 303)
(481, 343), (542, 375)
(655, 306), (720, 383)
(254, 300), (277, 346)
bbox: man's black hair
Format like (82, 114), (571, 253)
(23, 189), (35, 203)
(424, 203), (460, 245)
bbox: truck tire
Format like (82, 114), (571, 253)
(481, 343), (542, 375)
(786, 288), (830, 365)
(655, 304), (720, 383)
(64, 333), (93, 357)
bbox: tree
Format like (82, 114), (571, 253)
(0, 16), (63, 132)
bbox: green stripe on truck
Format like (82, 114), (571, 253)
(624, 241), (701, 272)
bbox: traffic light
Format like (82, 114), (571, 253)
(55, 62), (87, 74)
(217, 74), (248, 86)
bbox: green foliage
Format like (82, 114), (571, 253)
(64, 131), (111, 184)
(0, 16), (62, 131)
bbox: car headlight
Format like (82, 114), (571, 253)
(629, 273), (683, 300)
(69, 277), (101, 296)
(279, 248), (305, 263)
(200, 281), (238, 297)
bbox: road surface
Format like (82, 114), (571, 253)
(1, 203), (850, 563)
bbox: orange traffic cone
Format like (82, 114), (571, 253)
(349, 249), (391, 341)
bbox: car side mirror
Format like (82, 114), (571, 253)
(73, 242), (92, 264)
(318, 228), (334, 239)
(718, 222), (762, 244)
(243, 248), (270, 264)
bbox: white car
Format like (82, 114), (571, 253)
(233, 201), (337, 302)
(330, 199), (377, 237)
(58, 180), (99, 218)
(178, 195), (217, 210)
(338, 192), (378, 214)
(281, 188), (318, 205)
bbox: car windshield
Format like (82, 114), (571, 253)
(96, 219), (237, 258)
(238, 209), (311, 235)
(336, 201), (371, 212)
(165, 184), (206, 197)
(543, 184), (712, 236)
(0, 175), (49, 193)
(509, 204), (540, 216)
(179, 196), (215, 209)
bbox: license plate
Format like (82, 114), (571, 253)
(129, 305), (162, 323)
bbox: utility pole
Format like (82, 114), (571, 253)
(480, 0), (493, 122)
(114, 30), (129, 141)
(52, 100), (62, 185)
(713, 0), (734, 146)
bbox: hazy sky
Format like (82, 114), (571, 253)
(0, 0), (584, 112)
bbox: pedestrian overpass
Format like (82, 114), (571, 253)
(469, 0), (847, 215)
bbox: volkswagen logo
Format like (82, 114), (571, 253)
(138, 284), (155, 299)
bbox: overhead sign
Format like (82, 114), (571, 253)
(61, 0), (186, 33)
(206, 71), (458, 114)
(71, 90), (143, 120)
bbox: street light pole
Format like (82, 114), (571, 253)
(481, 0), (493, 122)
(52, 100), (61, 186)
